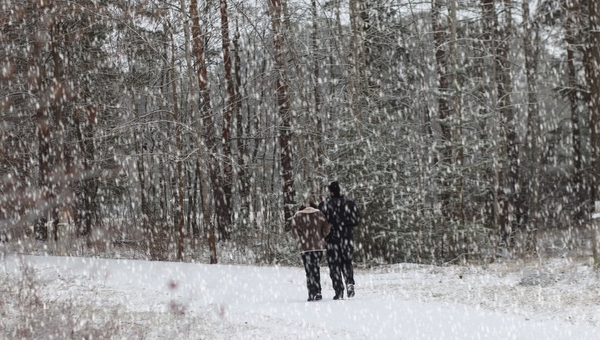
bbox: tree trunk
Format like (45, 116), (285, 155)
(169, 25), (185, 261)
(432, 0), (451, 151)
(29, 7), (50, 241)
(565, 0), (584, 222)
(481, 0), (500, 261)
(520, 0), (540, 253)
(50, 18), (65, 242)
(333, 0), (354, 138)
(349, 0), (365, 124)
(77, 106), (97, 240)
(190, 0), (217, 263)
(310, 0), (323, 198)
(219, 0), (234, 234)
(280, 1), (316, 203)
(270, 0), (296, 230)
(449, 0), (466, 259)
(233, 20), (249, 215)
(588, 1), (600, 205)
(594, 219), (600, 269)
(432, 0), (453, 258)
(178, 0), (198, 241)
(190, 0), (228, 241)
(497, 0), (518, 249)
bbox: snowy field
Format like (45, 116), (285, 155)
(2, 251), (600, 339)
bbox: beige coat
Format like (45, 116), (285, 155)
(292, 207), (331, 253)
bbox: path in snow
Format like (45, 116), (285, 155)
(3, 255), (598, 339)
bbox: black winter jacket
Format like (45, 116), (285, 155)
(318, 195), (360, 243)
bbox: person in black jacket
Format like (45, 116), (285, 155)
(318, 181), (360, 300)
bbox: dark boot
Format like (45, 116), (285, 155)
(333, 291), (344, 300)
(347, 284), (355, 298)
(308, 293), (323, 301)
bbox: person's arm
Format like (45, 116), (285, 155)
(348, 201), (360, 226)
(319, 212), (330, 238)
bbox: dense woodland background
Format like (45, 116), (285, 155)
(2, 0), (600, 265)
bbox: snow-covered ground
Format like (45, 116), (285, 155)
(1, 252), (599, 339)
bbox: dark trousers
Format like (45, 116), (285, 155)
(326, 239), (354, 295)
(301, 251), (324, 298)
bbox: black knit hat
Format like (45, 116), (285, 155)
(328, 181), (341, 195)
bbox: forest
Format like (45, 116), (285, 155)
(2, 0), (600, 266)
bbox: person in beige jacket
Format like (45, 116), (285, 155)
(292, 202), (331, 301)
